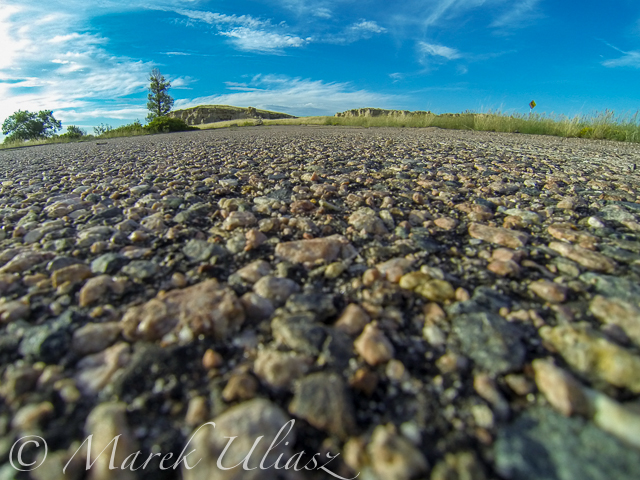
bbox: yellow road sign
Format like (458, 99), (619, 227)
(529, 100), (536, 109)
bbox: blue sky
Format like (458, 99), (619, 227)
(1, 0), (640, 135)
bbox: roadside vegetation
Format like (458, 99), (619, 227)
(194, 109), (640, 143)
(3, 81), (639, 150)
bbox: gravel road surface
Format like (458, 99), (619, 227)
(1, 126), (640, 480)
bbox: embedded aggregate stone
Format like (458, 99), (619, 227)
(288, 371), (356, 439)
(90, 253), (129, 274)
(589, 294), (640, 345)
(2, 125), (640, 479)
(494, 406), (640, 480)
(121, 278), (244, 341)
(452, 312), (526, 375)
(539, 323), (640, 392)
(184, 398), (296, 480)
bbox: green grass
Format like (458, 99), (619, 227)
(3, 109), (640, 150)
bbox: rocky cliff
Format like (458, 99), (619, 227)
(168, 105), (296, 125)
(335, 108), (432, 118)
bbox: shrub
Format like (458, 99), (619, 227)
(144, 116), (195, 133)
(94, 123), (113, 136)
(59, 125), (86, 140)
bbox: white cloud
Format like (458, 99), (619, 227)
(278, 0), (333, 19)
(418, 41), (462, 60)
(313, 8), (332, 19)
(349, 20), (386, 35)
(174, 75), (402, 117)
(220, 28), (311, 53)
(173, 8), (310, 53)
(173, 9), (268, 29)
(59, 107), (148, 122)
(325, 19), (387, 44)
(602, 45), (640, 68)
(389, 0), (499, 31)
(388, 0), (541, 34)
(0, 2), (157, 133)
(171, 76), (196, 89)
(491, 0), (542, 28)
(603, 53), (640, 68)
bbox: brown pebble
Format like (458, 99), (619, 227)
(354, 323), (394, 366)
(23, 274), (48, 287)
(51, 264), (92, 288)
(491, 248), (525, 262)
(385, 359), (406, 381)
(455, 287), (470, 302)
(529, 280), (568, 303)
(362, 268), (381, 287)
(185, 396), (209, 427)
(488, 260), (521, 277)
(434, 217), (458, 230)
(202, 349), (223, 369)
(350, 368), (379, 396)
(504, 373), (535, 396)
(436, 352), (468, 374)
(171, 272), (187, 288)
(469, 223), (529, 249)
(423, 302), (446, 323)
(129, 230), (149, 242)
(90, 241), (108, 254)
(335, 303), (371, 336)
(532, 358), (590, 416)
(222, 372), (258, 402)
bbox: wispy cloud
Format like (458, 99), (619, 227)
(491, 0), (542, 28)
(173, 8), (310, 53)
(278, 0), (333, 19)
(59, 107), (148, 122)
(349, 20), (386, 35)
(173, 9), (268, 29)
(0, 2), (159, 129)
(388, 0), (542, 34)
(219, 28), (311, 53)
(390, 0), (499, 31)
(602, 42), (640, 68)
(174, 75), (402, 117)
(418, 41), (462, 60)
(326, 19), (387, 44)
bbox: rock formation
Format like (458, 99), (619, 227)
(335, 108), (432, 118)
(168, 105), (296, 125)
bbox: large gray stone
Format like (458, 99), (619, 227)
(452, 312), (525, 374)
(289, 372), (356, 439)
(494, 407), (640, 480)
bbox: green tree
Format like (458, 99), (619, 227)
(65, 125), (86, 138)
(146, 68), (174, 122)
(2, 110), (61, 143)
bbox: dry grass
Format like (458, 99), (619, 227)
(4, 110), (640, 150)
(195, 110), (640, 143)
